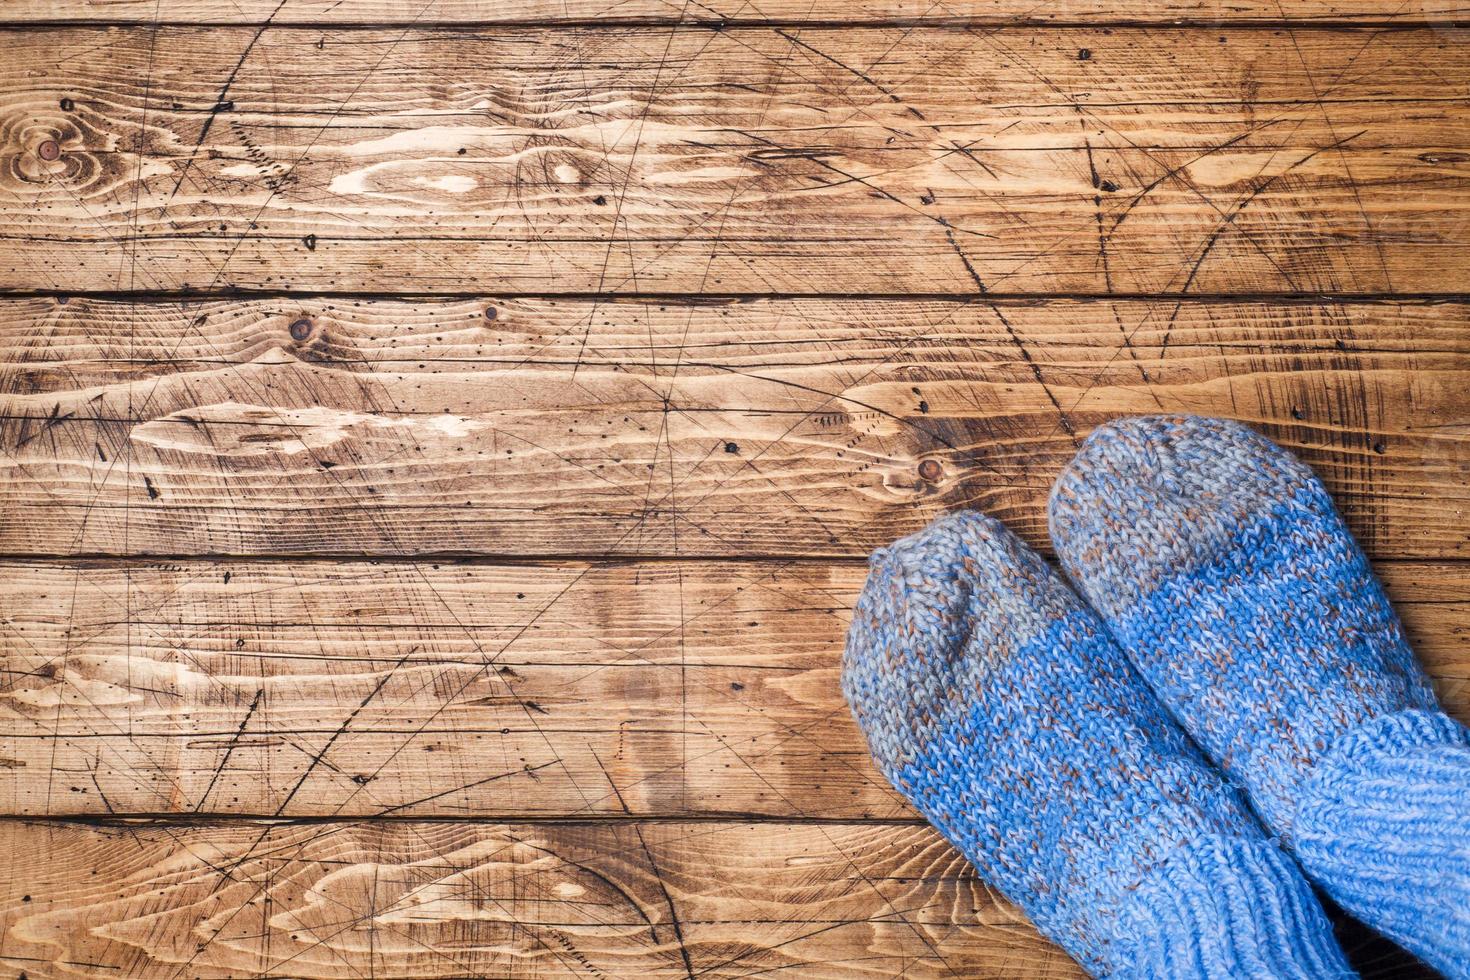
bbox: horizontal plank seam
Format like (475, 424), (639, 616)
(0, 812), (929, 827)
(0, 553), (1455, 567)
(9, 290), (1470, 306)
(0, 19), (1449, 31)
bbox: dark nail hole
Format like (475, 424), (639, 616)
(37, 139), (61, 161)
(484, 306), (498, 321)
(59, 98), (75, 111)
(1078, 48), (1092, 60)
(302, 233), (317, 251)
(724, 441), (740, 454)
(1372, 440), (1387, 454)
(918, 459), (943, 482)
(289, 317), (313, 342)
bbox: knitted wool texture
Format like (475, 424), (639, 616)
(841, 511), (1353, 978)
(1051, 415), (1470, 978)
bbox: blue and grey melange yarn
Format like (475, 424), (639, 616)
(841, 510), (1353, 977)
(1051, 415), (1470, 978)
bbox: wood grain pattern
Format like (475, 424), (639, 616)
(5, 27), (1470, 294)
(0, 818), (1080, 979)
(3, 10), (1469, 978)
(2, 296), (1466, 558)
(6, 0), (1467, 25)
(1, 557), (1464, 818)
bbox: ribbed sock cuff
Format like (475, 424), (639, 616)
(1295, 709), (1470, 979)
(1098, 834), (1353, 979)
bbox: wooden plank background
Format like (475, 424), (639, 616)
(3, 297), (1467, 558)
(9, 0), (1470, 24)
(5, 27), (1470, 295)
(1, 558), (1466, 819)
(1, 3), (1466, 978)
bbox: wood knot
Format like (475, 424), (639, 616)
(289, 317), (314, 342)
(917, 459), (943, 483)
(4, 116), (106, 189)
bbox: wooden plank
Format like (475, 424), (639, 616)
(4, 0), (1464, 25)
(0, 817), (1080, 979)
(4, 27), (1470, 295)
(0, 557), (1464, 818)
(0, 559), (889, 818)
(1, 296), (1467, 558)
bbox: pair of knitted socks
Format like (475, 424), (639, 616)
(842, 416), (1469, 978)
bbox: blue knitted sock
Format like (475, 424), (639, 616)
(841, 511), (1353, 978)
(1050, 415), (1470, 978)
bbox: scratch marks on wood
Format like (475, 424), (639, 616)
(0, 820), (1075, 978)
(5, 27), (1469, 293)
(944, 229), (1077, 441)
(194, 687), (263, 811)
(1082, 136), (1114, 294)
(3, 556), (1467, 820)
(3, 296), (1469, 557)
(160, 0), (290, 212)
(772, 29), (926, 121)
(2, 15), (1467, 980)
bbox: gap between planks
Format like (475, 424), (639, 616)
(0, 552), (1465, 566)
(0, 19), (1459, 29)
(13, 291), (1470, 304)
(0, 812), (936, 826)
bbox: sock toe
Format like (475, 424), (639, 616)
(842, 509), (1068, 781)
(1049, 413), (1441, 835)
(1049, 414), (1322, 619)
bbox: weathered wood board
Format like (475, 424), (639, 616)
(2, 557), (1464, 818)
(2, 297), (1466, 558)
(7, 0), (1467, 25)
(4, 27), (1470, 294)
(0, 818), (1081, 979)
(2, 8), (1468, 978)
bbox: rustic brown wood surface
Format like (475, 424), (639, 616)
(1, 5), (1466, 979)
(3, 297), (1467, 558)
(10, 0), (1470, 25)
(5, 27), (1470, 294)
(0, 819), (1081, 979)
(0, 558), (1466, 819)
